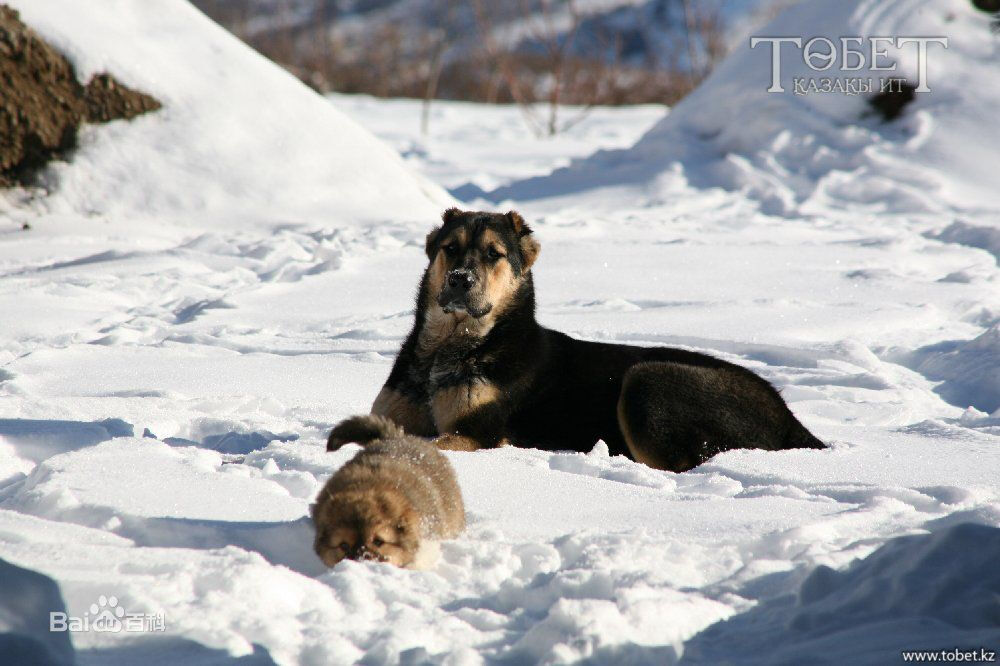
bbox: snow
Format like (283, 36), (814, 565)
(682, 523), (1000, 664)
(0, 557), (74, 666)
(0, 0), (998, 664)
(480, 0), (1000, 218)
(4, 0), (449, 227)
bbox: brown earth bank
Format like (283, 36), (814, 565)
(0, 5), (160, 186)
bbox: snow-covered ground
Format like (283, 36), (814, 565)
(1, 0), (999, 664)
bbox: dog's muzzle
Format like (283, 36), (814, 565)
(439, 269), (492, 318)
(447, 269), (476, 292)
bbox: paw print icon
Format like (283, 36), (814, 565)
(90, 595), (125, 632)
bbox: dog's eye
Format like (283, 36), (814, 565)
(443, 244), (458, 257)
(486, 247), (503, 261)
(372, 536), (385, 548)
(337, 542), (350, 552)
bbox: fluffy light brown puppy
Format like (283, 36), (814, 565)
(313, 415), (465, 569)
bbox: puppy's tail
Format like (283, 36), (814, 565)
(327, 414), (405, 451)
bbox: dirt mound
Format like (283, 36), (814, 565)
(0, 5), (160, 185)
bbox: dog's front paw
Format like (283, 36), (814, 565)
(327, 414), (405, 451)
(431, 433), (484, 452)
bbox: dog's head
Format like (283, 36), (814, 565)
(423, 208), (540, 322)
(312, 488), (421, 568)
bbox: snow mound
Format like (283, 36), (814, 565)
(5, 0), (450, 224)
(0, 6), (160, 186)
(682, 523), (1000, 664)
(489, 0), (1000, 217)
(0, 557), (74, 666)
(4, 425), (998, 663)
(929, 221), (1000, 264)
(0, 418), (133, 462)
(893, 324), (1000, 414)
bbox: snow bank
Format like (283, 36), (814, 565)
(893, 324), (1000, 414)
(682, 522), (1000, 664)
(2, 425), (998, 663)
(5, 0), (450, 225)
(0, 557), (74, 666)
(0, 418), (133, 464)
(929, 221), (1000, 264)
(489, 0), (1000, 218)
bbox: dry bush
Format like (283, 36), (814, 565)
(193, 0), (730, 134)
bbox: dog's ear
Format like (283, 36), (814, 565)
(506, 210), (526, 234)
(427, 208), (462, 259)
(519, 234), (540, 271)
(425, 226), (442, 260)
(506, 210), (539, 270)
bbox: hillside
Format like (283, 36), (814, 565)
(3, 0), (449, 226)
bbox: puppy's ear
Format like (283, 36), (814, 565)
(396, 506), (421, 538)
(442, 207), (463, 224)
(425, 226), (442, 260)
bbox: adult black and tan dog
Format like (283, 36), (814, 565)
(328, 208), (824, 472)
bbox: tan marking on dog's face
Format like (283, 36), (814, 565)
(431, 381), (501, 433)
(426, 226), (469, 290)
(419, 221), (535, 352)
(371, 387), (436, 436)
(423, 227), (479, 342)
(478, 228), (505, 254)
(479, 228), (518, 317)
(426, 243), (448, 296)
(434, 227), (469, 267)
(313, 489), (422, 568)
(418, 298), (497, 358)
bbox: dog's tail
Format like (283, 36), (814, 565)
(327, 414), (406, 451)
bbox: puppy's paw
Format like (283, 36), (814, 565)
(327, 414), (406, 451)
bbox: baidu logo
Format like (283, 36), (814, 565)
(50, 595), (166, 633)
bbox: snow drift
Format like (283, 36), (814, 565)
(0, 6), (160, 186)
(894, 323), (1000, 414)
(5, 0), (450, 225)
(0, 557), (74, 666)
(487, 0), (1000, 218)
(682, 522), (1000, 664)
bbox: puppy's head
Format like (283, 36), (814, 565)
(312, 488), (421, 568)
(424, 208), (540, 322)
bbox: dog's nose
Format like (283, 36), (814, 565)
(447, 270), (476, 291)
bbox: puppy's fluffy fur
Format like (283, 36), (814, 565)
(313, 415), (465, 569)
